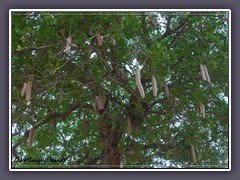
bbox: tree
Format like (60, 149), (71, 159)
(11, 11), (229, 169)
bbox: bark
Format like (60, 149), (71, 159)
(99, 112), (122, 168)
(92, 93), (123, 168)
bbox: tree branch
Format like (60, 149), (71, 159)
(165, 15), (173, 34)
(160, 16), (190, 40)
(12, 43), (63, 55)
(11, 102), (92, 155)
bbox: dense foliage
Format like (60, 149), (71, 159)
(11, 11), (229, 169)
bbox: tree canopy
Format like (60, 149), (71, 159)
(11, 11), (229, 169)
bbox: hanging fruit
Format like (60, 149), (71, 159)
(120, 158), (124, 168)
(203, 64), (211, 84)
(63, 37), (72, 53)
(150, 17), (157, 28)
(200, 64), (207, 81)
(190, 144), (197, 164)
(152, 76), (158, 97)
(96, 33), (103, 47)
(200, 103), (205, 118)
(21, 82), (27, 97)
(96, 94), (106, 111)
(196, 103), (205, 118)
(28, 128), (35, 148)
(135, 67), (145, 99)
(163, 81), (170, 97)
(25, 75), (34, 101)
(110, 35), (116, 47)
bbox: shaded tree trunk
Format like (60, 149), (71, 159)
(99, 116), (122, 168)
(102, 129), (122, 168)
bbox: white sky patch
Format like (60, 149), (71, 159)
(224, 96), (228, 104)
(85, 40), (91, 45)
(157, 13), (166, 33)
(218, 92), (228, 104)
(12, 123), (17, 134)
(133, 58), (138, 66)
(125, 64), (132, 73)
(65, 135), (71, 141)
(153, 158), (172, 168)
(125, 58), (144, 75)
(157, 13), (165, 23)
(90, 52), (97, 59)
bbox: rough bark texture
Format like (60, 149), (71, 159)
(99, 113), (122, 168)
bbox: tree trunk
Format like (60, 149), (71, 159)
(103, 130), (121, 168)
(100, 123), (122, 168)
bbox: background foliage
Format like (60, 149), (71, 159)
(11, 11), (229, 169)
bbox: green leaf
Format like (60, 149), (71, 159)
(16, 45), (22, 51)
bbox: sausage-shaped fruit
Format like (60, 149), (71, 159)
(135, 67), (145, 99)
(203, 64), (211, 84)
(200, 64), (207, 81)
(110, 36), (116, 47)
(96, 33), (102, 46)
(152, 76), (157, 97)
(190, 144), (197, 164)
(26, 81), (33, 101)
(63, 37), (72, 53)
(21, 82), (27, 96)
(163, 81), (170, 97)
(201, 103), (205, 118)
(28, 128), (35, 148)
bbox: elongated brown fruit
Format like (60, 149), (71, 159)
(152, 76), (158, 97)
(196, 105), (200, 114)
(93, 98), (98, 113)
(203, 65), (211, 84)
(199, 103), (205, 118)
(199, 105), (203, 117)
(135, 67), (145, 98)
(26, 81), (33, 101)
(200, 64), (206, 81)
(28, 128), (35, 148)
(63, 46), (71, 53)
(150, 18), (157, 28)
(63, 37), (72, 53)
(96, 33), (102, 46)
(120, 159), (124, 168)
(96, 93), (106, 111)
(21, 82), (27, 96)
(110, 36), (116, 47)
(163, 81), (170, 97)
(201, 103), (205, 118)
(190, 144), (197, 164)
(66, 37), (72, 45)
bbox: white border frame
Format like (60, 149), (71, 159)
(9, 9), (231, 172)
